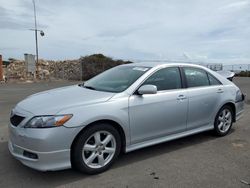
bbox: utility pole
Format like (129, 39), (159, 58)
(0, 55), (3, 81)
(31, 0), (44, 79)
(32, 0), (38, 79)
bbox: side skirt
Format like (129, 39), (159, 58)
(125, 125), (214, 153)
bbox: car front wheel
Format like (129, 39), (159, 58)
(71, 123), (121, 174)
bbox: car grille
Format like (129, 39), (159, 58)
(10, 115), (25, 127)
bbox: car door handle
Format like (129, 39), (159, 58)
(217, 88), (224, 93)
(177, 95), (187, 100)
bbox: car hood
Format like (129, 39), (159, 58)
(16, 85), (115, 115)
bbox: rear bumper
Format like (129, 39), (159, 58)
(235, 94), (245, 121)
(8, 124), (82, 171)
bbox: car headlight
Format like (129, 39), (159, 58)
(24, 114), (73, 128)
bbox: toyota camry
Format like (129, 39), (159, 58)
(8, 62), (245, 174)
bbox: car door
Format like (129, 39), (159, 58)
(129, 67), (188, 144)
(182, 67), (223, 130)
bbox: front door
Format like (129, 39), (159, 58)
(129, 67), (188, 144)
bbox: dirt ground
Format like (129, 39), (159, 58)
(0, 78), (249, 188)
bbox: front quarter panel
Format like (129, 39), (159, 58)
(58, 96), (130, 146)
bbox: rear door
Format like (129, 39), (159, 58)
(182, 67), (223, 130)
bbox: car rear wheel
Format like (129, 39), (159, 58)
(214, 105), (233, 136)
(71, 123), (121, 174)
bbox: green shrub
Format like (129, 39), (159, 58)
(80, 54), (133, 80)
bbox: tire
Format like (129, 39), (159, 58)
(214, 105), (233, 136)
(71, 123), (121, 174)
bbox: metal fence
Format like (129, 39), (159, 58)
(198, 63), (250, 72)
(135, 59), (250, 72)
(222, 64), (250, 72)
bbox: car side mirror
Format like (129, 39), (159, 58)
(137, 85), (157, 95)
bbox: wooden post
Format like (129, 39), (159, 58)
(0, 55), (3, 81)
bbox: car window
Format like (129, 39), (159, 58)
(142, 67), (182, 91)
(84, 66), (150, 93)
(183, 67), (209, 88)
(208, 73), (221, 85)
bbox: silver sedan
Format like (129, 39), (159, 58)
(8, 62), (245, 174)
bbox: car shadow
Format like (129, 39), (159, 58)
(0, 129), (234, 187)
(114, 129), (235, 168)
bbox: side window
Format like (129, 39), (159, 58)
(183, 67), (209, 88)
(208, 73), (221, 85)
(143, 67), (182, 91)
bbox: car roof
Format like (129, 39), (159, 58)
(121, 61), (207, 69)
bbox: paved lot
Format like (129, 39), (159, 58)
(0, 78), (249, 188)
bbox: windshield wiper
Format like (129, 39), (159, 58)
(82, 85), (96, 90)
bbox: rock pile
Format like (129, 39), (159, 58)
(6, 60), (27, 80)
(6, 59), (82, 80)
(5, 54), (132, 81)
(46, 60), (81, 80)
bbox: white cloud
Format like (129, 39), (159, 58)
(220, 0), (250, 10)
(0, 0), (249, 64)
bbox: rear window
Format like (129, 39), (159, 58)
(208, 73), (222, 85)
(183, 67), (210, 88)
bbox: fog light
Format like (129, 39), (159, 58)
(23, 150), (38, 159)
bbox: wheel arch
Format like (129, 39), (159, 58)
(218, 102), (236, 122)
(70, 119), (127, 161)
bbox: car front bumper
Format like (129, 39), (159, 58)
(8, 124), (82, 171)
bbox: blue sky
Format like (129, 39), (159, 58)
(0, 0), (250, 64)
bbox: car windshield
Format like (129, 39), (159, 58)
(82, 66), (150, 93)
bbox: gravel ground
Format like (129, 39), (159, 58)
(0, 78), (249, 188)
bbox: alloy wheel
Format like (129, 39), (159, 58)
(217, 109), (232, 133)
(82, 131), (116, 169)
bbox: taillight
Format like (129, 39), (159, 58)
(236, 89), (245, 102)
